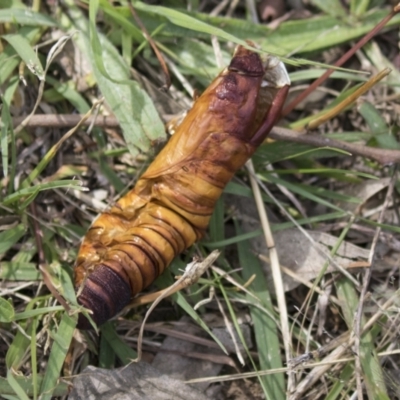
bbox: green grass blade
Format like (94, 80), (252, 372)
(45, 76), (91, 112)
(235, 221), (285, 399)
(14, 306), (66, 321)
(99, 332), (116, 368)
(0, 376), (68, 398)
(6, 322), (32, 370)
(6, 371), (30, 400)
(132, 1), (256, 52)
(335, 278), (389, 399)
(30, 320), (38, 400)
(0, 298), (15, 323)
(261, 174), (348, 214)
(325, 362), (354, 400)
(39, 313), (77, 400)
(359, 101), (388, 135)
(0, 225), (27, 254)
(101, 322), (137, 364)
(1, 79), (17, 179)
(2, 180), (84, 207)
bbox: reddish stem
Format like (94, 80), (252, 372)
(282, 4), (400, 117)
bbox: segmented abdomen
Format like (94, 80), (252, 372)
(74, 43), (290, 329)
(74, 132), (254, 328)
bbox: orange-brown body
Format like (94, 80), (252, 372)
(74, 44), (290, 328)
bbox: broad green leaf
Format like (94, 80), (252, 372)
(290, 69), (369, 83)
(124, 6), (400, 57)
(0, 9), (55, 26)
(45, 76), (91, 112)
(62, 0), (165, 157)
(350, 0), (371, 16)
(2, 34), (44, 80)
(98, 0), (143, 43)
(325, 363), (354, 400)
(184, 9), (400, 56)
(164, 40), (229, 82)
(310, 0), (347, 17)
(358, 101), (400, 149)
(324, 132), (373, 142)
(0, 26), (40, 84)
(58, 265), (78, 305)
(363, 40), (400, 94)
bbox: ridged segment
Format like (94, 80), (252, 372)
(74, 44), (290, 328)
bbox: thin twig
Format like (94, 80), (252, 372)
(184, 347), (400, 385)
(128, 1), (170, 89)
(13, 114), (400, 165)
(131, 251), (220, 362)
(269, 126), (400, 165)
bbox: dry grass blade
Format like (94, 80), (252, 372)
(246, 159), (293, 391)
(354, 167), (398, 398)
(14, 33), (75, 134)
(306, 68), (391, 130)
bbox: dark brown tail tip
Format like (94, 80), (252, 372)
(76, 264), (132, 330)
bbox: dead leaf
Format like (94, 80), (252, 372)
(231, 195), (370, 292)
(69, 362), (208, 400)
(151, 317), (225, 392)
(338, 177), (391, 213)
(272, 228), (369, 292)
